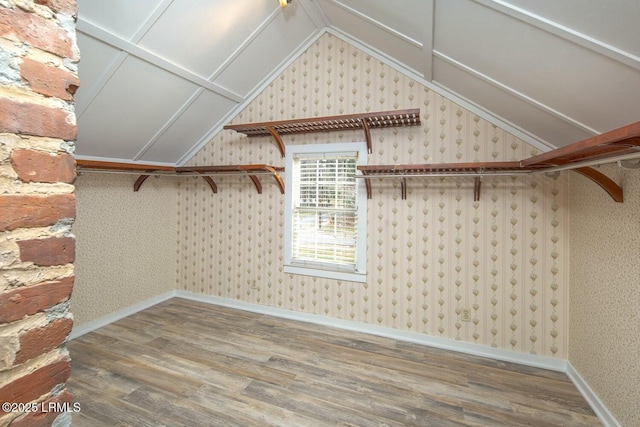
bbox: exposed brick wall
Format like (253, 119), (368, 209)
(19, 59), (79, 101)
(0, 277), (74, 324)
(17, 236), (75, 266)
(0, 0), (78, 426)
(10, 150), (76, 184)
(0, 194), (76, 231)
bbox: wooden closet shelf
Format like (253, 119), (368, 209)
(522, 120), (640, 203)
(75, 160), (284, 195)
(522, 121), (640, 167)
(357, 162), (544, 202)
(224, 108), (421, 156)
(358, 162), (539, 175)
(358, 121), (640, 203)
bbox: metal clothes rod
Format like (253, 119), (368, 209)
(355, 149), (640, 180)
(537, 150), (640, 173)
(355, 171), (533, 179)
(76, 169), (278, 177)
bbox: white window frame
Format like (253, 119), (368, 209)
(284, 142), (368, 283)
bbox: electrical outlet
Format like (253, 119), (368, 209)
(461, 308), (471, 322)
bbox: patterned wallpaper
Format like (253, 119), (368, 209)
(569, 164), (640, 427)
(178, 33), (570, 357)
(72, 173), (177, 326)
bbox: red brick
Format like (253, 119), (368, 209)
(20, 58), (80, 101)
(11, 149), (76, 184)
(0, 98), (77, 141)
(8, 390), (72, 427)
(0, 8), (77, 60)
(0, 194), (75, 231)
(15, 318), (73, 365)
(34, 0), (78, 16)
(0, 277), (74, 323)
(17, 237), (75, 266)
(0, 357), (71, 412)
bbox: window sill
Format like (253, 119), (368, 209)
(284, 264), (367, 283)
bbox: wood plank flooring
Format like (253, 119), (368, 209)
(66, 298), (600, 426)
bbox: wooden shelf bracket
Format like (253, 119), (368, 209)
(473, 177), (482, 202)
(266, 126), (286, 157)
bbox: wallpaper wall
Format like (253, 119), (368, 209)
(72, 173), (177, 326)
(178, 33), (570, 358)
(569, 165), (640, 427)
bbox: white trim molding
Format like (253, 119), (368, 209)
(69, 291), (176, 340)
(566, 362), (621, 427)
(283, 142), (369, 283)
(175, 291), (566, 372)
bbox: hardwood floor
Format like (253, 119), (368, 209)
(67, 298), (600, 426)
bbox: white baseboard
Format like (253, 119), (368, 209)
(69, 291), (177, 340)
(175, 291), (567, 372)
(566, 362), (621, 427)
(69, 290), (618, 427)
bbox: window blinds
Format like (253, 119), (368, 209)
(291, 155), (358, 269)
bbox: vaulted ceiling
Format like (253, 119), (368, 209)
(75, 0), (640, 166)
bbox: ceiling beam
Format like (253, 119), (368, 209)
(129, 0), (175, 44)
(75, 0), (175, 119)
(76, 18), (244, 103)
(423, 0), (435, 81)
(297, 0), (330, 29)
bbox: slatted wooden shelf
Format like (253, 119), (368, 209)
(358, 120), (640, 202)
(76, 160), (284, 195)
(224, 108), (421, 157)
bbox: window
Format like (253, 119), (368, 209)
(284, 142), (368, 282)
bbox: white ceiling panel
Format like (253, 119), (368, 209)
(433, 57), (592, 149)
(75, 33), (123, 114)
(77, 0), (165, 40)
(214, 4), (317, 97)
(319, 0), (428, 77)
(503, 0), (640, 58)
(139, 91), (239, 163)
(74, 0), (640, 164)
(138, 0), (275, 79)
(434, 0), (640, 135)
(334, 0), (429, 44)
(76, 56), (197, 160)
